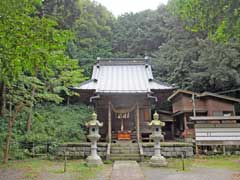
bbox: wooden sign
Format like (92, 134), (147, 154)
(118, 132), (131, 140)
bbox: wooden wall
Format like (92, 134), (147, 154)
(172, 93), (236, 115)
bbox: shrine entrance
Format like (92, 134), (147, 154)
(110, 103), (137, 141)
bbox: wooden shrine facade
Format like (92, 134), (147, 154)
(72, 58), (174, 142)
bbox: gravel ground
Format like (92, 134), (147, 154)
(142, 166), (240, 180)
(90, 165), (112, 180)
(1, 162), (239, 180)
(0, 168), (24, 180)
(0, 164), (112, 180)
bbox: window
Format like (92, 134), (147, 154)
(223, 111), (233, 116)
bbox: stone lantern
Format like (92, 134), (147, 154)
(85, 112), (103, 166)
(148, 111), (167, 167)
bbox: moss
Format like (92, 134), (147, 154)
(61, 142), (107, 147)
(142, 142), (193, 147)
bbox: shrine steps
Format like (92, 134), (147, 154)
(110, 142), (141, 161)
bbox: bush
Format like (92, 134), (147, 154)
(0, 103), (93, 161)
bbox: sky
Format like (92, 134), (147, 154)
(94, 0), (169, 16)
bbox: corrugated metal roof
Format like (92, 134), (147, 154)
(74, 59), (173, 93)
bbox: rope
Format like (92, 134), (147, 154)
(110, 102), (137, 114)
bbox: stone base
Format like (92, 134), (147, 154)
(86, 155), (103, 167)
(149, 155), (167, 167)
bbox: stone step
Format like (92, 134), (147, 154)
(111, 147), (139, 151)
(111, 143), (138, 147)
(111, 142), (138, 145)
(110, 153), (140, 157)
(110, 156), (141, 161)
(111, 150), (140, 154)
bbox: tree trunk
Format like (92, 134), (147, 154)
(67, 96), (70, 106)
(0, 83), (6, 117)
(26, 88), (36, 132)
(4, 117), (14, 163)
(26, 108), (33, 132)
(3, 104), (23, 163)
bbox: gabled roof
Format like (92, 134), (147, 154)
(168, 89), (240, 103)
(73, 58), (174, 93)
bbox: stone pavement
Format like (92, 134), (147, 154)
(111, 161), (145, 180)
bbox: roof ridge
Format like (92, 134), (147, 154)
(168, 89), (240, 103)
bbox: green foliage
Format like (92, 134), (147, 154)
(42, 0), (115, 77)
(0, 0), (87, 162)
(24, 104), (92, 143)
(71, 0), (114, 76)
(151, 2), (240, 92)
(0, 104), (92, 160)
(168, 0), (240, 43)
(0, 0), (73, 83)
(112, 7), (170, 57)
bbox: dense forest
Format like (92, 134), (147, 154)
(0, 0), (239, 162)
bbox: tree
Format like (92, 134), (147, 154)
(168, 0), (240, 43)
(42, 0), (80, 29)
(191, 40), (240, 92)
(0, 0), (85, 163)
(151, 10), (201, 89)
(3, 75), (62, 163)
(112, 7), (170, 57)
(42, 0), (115, 77)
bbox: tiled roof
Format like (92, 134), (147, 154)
(73, 58), (173, 93)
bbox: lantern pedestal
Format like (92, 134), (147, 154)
(150, 155), (167, 167)
(148, 112), (168, 167)
(149, 136), (167, 167)
(85, 112), (103, 167)
(86, 134), (103, 166)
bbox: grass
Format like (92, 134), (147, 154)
(1, 155), (239, 179)
(0, 159), (107, 180)
(167, 155), (240, 171)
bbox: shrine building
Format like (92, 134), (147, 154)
(73, 57), (174, 143)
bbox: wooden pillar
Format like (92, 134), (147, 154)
(108, 101), (112, 143)
(195, 143), (199, 156)
(183, 113), (188, 130)
(223, 145), (226, 155)
(171, 122), (175, 139)
(136, 103), (140, 143)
